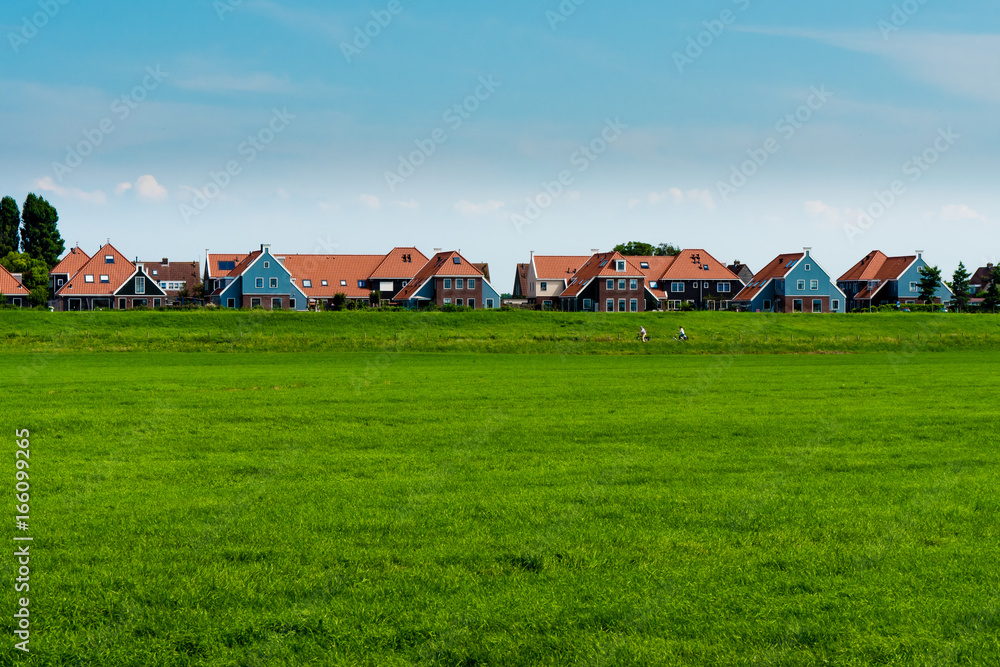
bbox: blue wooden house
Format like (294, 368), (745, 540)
(732, 248), (847, 313)
(837, 250), (952, 310)
(211, 244), (308, 310)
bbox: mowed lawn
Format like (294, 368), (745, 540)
(4, 351), (1000, 665)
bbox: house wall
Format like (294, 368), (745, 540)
(594, 277), (645, 312)
(436, 277), (484, 308)
(782, 256), (845, 313)
(662, 279), (737, 309)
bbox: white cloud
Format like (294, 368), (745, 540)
(454, 200), (504, 216)
(804, 200), (842, 223)
(134, 175), (169, 202)
(394, 199), (419, 210)
(941, 204), (984, 221)
(115, 182), (133, 196)
(359, 194), (382, 210)
(33, 176), (106, 204)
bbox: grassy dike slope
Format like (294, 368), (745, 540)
(1, 309), (999, 354)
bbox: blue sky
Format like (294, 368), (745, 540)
(2, 0), (998, 286)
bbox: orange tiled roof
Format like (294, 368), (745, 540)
(56, 243), (135, 296)
(206, 253), (250, 279)
(560, 252), (646, 298)
(369, 247), (428, 279)
(838, 251), (917, 283)
(0, 265), (29, 296)
(394, 251), (486, 301)
(50, 246), (91, 278)
(532, 256), (589, 281)
(733, 253), (804, 302)
(661, 249), (740, 281)
(282, 254), (386, 299)
(628, 256), (677, 299)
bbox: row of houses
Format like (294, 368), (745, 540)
(514, 248), (957, 313)
(0, 242), (973, 313)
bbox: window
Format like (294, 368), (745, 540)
(251, 297), (261, 308)
(227, 299), (235, 308)
(443, 298), (451, 304)
(453, 257), (461, 265)
(118, 298), (126, 309)
(468, 299), (476, 309)
(153, 299), (161, 307)
(358, 280), (366, 288)
(671, 282), (684, 293)
(340, 280), (347, 286)
(640, 262), (649, 269)
(540, 281), (547, 292)
(813, 299), (822, 313)
(57, 279), (64, 286)
(718, 283), (730, 293)
(797, 280), (805, 291)
(402, 280), (409, 287)
(583, 299), (592, 311)
(219, 261), (236, 271)
(263, 261), (270, 269)
(649, 281), (657, 289)
(457, 279), (464, 289)
(668, 300), (682, 311)
(763, 300), (772, 311)
(832, 300), (840, 310)
(272, 298), (282, 310)
(607, 279), (614, 290)
(151, 270), (158, 276)
(793, 299), (803, 313)
(456, 298), (463, 306)
(321, 280), (328, 287)
(303, 280), (312, 288)
(909, 281), (918, 292)
(270, 278), (278, 288)
(289, 299), (296, 309)
(486, 299), (494, 308)
(618, 299), (626, 312)
(616, 260), (626, 272)
(468, 278), (475, 289)
(84, 274), (94, 283)
(606, 299), (614, 312)
(136, 277), (145, 294)
(703, 282), (709, 289)
(444, 279), (452, 289)
(100, 275), (109, 283)
(629, 279), (638, 290)
(255, 278), (264, 288)
(630, 299), (638, 312)
(160, 281), (167, 288)
(105, 255), (114, 264)
(804, 264), (811, 271)
(810, 280), (819, 290)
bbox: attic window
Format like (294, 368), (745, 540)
(640, 262), (649, 269)
(340, 280), (347, 286)
(599, 260), (607, 267)
(804, 264), (811, 271)
(452, 257), (461, 265)
(99, 275), (109, 283)
(650, 281), (657, 288)
(703, 265), (710, 271)
(616, 261), (626, 272)
(84, 274), (94, 283)
(303, 280), (312, 288)
(104, 255), (114, 264)
(219, 261), (236, 271)
(263, 261), (270, 269)
(152, 270), (158, 276)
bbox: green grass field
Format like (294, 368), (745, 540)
(3, 312), (999, 665)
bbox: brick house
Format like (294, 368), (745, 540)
(54, 243), (167, 310)
(558, 252), (648, 312)
(393, 251), (502, 309)
(48, 245), (91, 296)
(526, 254), (590, 309)
(281, 247), (427, 309)
(141, 258), (201, 304)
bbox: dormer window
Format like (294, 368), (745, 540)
(453, 257), (461, 265)
(640, 262), (649, 269)
(84, 274), (94, 283)
(649, 281), (657, 288)
(615, 260), (626, 272)
(263, 261), (270, 269)
(105, 255), (114, 264)
(100, 275), (109, 283)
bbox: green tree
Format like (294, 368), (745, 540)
(0, 196), (20, 257)
(369, 290), (381, 308)
(20, 193), (64, 268)
(655, 243), (681, 256)
(613, 242), (681, 256)
(1, 251), (51, 306)
(950, 262), (971, 311)
(917, 265), (942, 305)
(982, 266), (1000, 312)
(332, 292), (347, 311)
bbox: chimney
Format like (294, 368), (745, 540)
(434, 248), (442, 253)
(916, 250), (924, 259)
(261, 244), (271, 253)
(161, 258), (169, 265)
(803, 247), (812, 256)
(591, 248), (600, 254)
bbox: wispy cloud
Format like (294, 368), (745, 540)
(34, 176), (106, 204)
(359, 194), (382, 210)
(940, 204), (985, 221)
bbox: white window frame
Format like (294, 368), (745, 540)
(616, 260), (626, 272)
(629, 299), (638, 312)
(271, 297), (282, 309)
(227, 298), (235, 308)
(303, 280), (312, 288)
(629, 279), (638, 290)
(468, 278), (476, 289)
(718, 283), (730, 293)
(468, 298), (476, 309)
(251, 297), (261, 308)
(797, 280), (806, 291)
(812, 299), (822, 313)
(670, 282), (684, 293)
(618, 299), (626, 312)
(810, 280), (819, 290)
(444, 279), (452, 289)
(606, 299), (614, 312)
(583, 299), (592, 310)
(539, 281), (547, 292)
(136, 277), (145, 295)
(84, 274), (94, 283)
(443, 298), (451, 304)
(255, 278), (264, 288)
(270, 278), (278, 289)
(832, 300), (840, 311)
(457, 279), (464, 289)
(607, 279), (614, 290)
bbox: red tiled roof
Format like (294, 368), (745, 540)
(369, 247), (429, 279)
(0, 265), (29, 296)
(140, 260), (200, 286)
(56, 243), (135, 296)
(282, 254), (386, 299)
(560, 252), (646, 298)
(733, 253), (804, 302)
(229, 251), (262, 277)
(206, 253), (250, 279)
(838, 251), (917, 283)
(629, 256), (677, 299)
(394, 251), (486, 301)
(661, 249), (740, 281)
(50, 246), (91, 278)
(532, 256), (589, 281)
